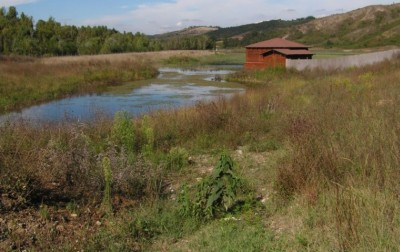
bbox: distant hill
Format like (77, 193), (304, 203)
(155, 3), (400, 49)
(288, 3), (400, 48)
(153, 26), (218, 39)
(207, 17), (314, 40)
(153, 18), (315, 48)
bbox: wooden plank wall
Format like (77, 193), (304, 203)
(245, 49), (286, 70)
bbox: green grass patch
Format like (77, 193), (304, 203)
(226, 66), (287, 86)
(162, 55), (201, 66)
(170, 218), (280, 252)
(200, 51), (245, 65)
(162, 51), (245, 67)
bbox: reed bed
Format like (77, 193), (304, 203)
(0, 57), (158, 113)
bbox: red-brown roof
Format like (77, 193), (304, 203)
(246, 38), (309, 49)
(263, 49), (314, 56)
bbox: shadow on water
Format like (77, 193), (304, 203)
(0, 66), (244, 124)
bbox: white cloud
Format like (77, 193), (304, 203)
(0, 0), (38, 7)
(82, 0), (398, 34)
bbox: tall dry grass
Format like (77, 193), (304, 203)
(204, 57), (400, 250)
(148, 89), (277, 151)
(276, 60), (400, 194)
(271, 59), (400, 250)
(39, 50), (213, 65)
(1, 54), (400, 250)
(0, 73), (278, 210)
(0, 118), (165, 211)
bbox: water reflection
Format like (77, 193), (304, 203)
(1, 66), (244, 123)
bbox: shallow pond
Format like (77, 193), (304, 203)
(1, 66), (244, 123)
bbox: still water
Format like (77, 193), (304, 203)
(1, 66), (244, 123)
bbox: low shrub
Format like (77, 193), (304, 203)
(179, 154), (244, 220)
(111, 111), (135, 152)
(166, 147), (189, 171)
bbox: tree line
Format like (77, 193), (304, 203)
(0, 6), (316, 56)
(0, 6), (215, 56)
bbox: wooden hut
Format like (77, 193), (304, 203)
(244, 38), (313, 70)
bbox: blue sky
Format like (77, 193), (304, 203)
(0, 0), (398, 34)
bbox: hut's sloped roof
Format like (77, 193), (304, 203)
(246, 38), (309, 49)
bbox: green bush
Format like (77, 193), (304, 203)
(141, 115), (154, 157)
(166, 147), (189, 171)
(111, 111), (135, 152)
(101, 156), (112, 214)
(179, 154), (243, 219)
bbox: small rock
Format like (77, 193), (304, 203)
(51, 182), (60, 187)
(223, 217), (241, 221)
(95, 221), (102, 226)
(70, 213), (78, 218)
(377, 99), (393, 107)
(236, 149), (243, 155)
(56, 225), (65, 232)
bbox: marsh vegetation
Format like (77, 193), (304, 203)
(0, 56), (158, 113)
(1, 51), (400, 251)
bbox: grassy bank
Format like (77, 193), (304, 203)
(0, 50), (234, 114)
(0, 56), (158, 113)
(162, 50), (245, 67)
(1, 53), (400, 251)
